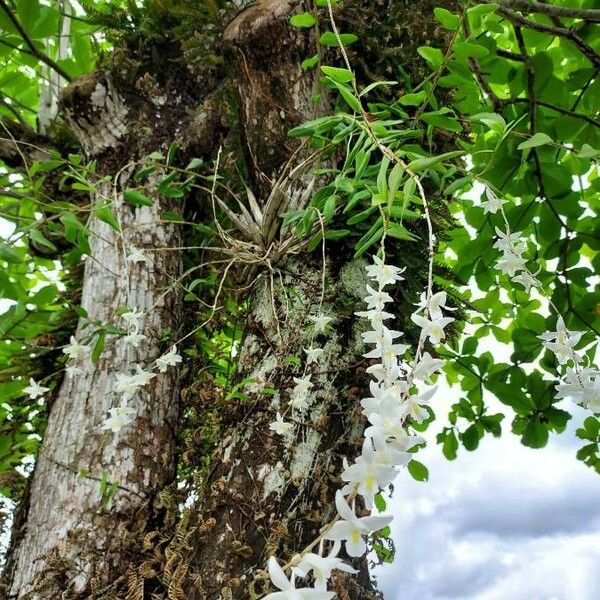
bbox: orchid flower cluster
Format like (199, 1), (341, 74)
(542, 318), (600, 413)
(22, 312), (183, 434)
(484, 187), (599, 414)
(263, 254), (452, 598)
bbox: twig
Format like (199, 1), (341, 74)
(491, 4), (600, 68)
(514, 26), (548, 201)
(0, 0), (73, 82)
(496, 49), (525, 62)
(462, 17), (504, 112)
(486, 0), (600, 23)
(507, 98), (600, 128)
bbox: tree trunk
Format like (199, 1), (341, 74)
(3, 1), (456, 597)
(5, 74), (183, 598)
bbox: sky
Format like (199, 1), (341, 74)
(375, 382), (600, 600)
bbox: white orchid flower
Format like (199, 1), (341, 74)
(325, 491), (392, 557)
(263, 556), (334, 600)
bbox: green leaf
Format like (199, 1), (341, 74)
(328, 79), (362, 112)
(521, 416), (549, 448)
(407, 460), (429, 482)
(579, 144), (600, 159)
(434, 7), (460, 30)
(301, 54), (320, 69)
(166, 142), (178, 166)
(472, 112), (506, 133)
(123, 189), (154, 207)
(359, 80), (398, 97)
(186, 158), (204, 170)
(407, 150), (465, 173)
(417, 46), (444, 68)
(290, 12), (316, 28)
(288, 116), (341, 137)
(29, 229), (57, 252)
(319, 31), (358, 47)
(517, 132), (554, 150)
(461, 424), (481, 451)
(421, 112), (463, 133)
(91, 331), (106, 363)
(442, 429), (459, 460)
(321, 65), (354, 83)
(467, 3), (497, 17)
(454, 41), (489, 60)
(0, 243), (22, 263)
(60, 211), (86, 243)
(387, 222), (418, 241)
(323, 195), (337, 222)
(134, 165), (156, 181)
(95, 204), (120, 231)
(399, 91), (427, 106)
(374, 492), (387, 512)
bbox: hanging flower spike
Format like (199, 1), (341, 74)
(363, 395), (407, 442)
(495, 252), (527, 277)
(340, 438), (398, 509)
(539, 316), (583, 365)
(23, 378), (49, 400)
(293, 542), (357, 591)
(411, 352), (444, 382)
(155, 345), (182, 373)
(263, 556), (335, 600)
(363, 284), (393, 311)
(115, 372), (142, 400)
(370, 433), (412, 468)
(127, 246), (151, 264)
(360, 380), (408, 415)
(124, 331), (147, 348)
(362, 327), (409, 367)
(269, 412), (293, 436)
(401, 386), (436, 424)
(304, 346), (324, 365)
(411, 313), (454, 345)
(355, 307), (395, 331)
(492, 227), (527, 255)
(309, 314), (333, 334)
(102, 404), (137, 433)
(290, 375), (313, 413)
(134, 364), (155, 386)
(513, 270), (539, 292)
(325, 490), (392, 557)
(555, 366), (600, 411)
(414, 291), (456, 320)
(365, 255), (405, 287)
(480, 187), (507, 215)
(62, 336), (88, 360)
(65, 364), (84, 377)
(121, 307), (144, 328)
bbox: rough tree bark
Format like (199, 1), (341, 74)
(2, 1), (456, 598)
(5, 73), (184, 597)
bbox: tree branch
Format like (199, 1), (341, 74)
(514, 26), (547, 199)
(463, 18), (504, 112)
(0, 0), (73, 82)
(486, 3), (600, 68)
(496, 48), (525, 61)
(507, 97), (600, 128)
(490, 0), (600, 23)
